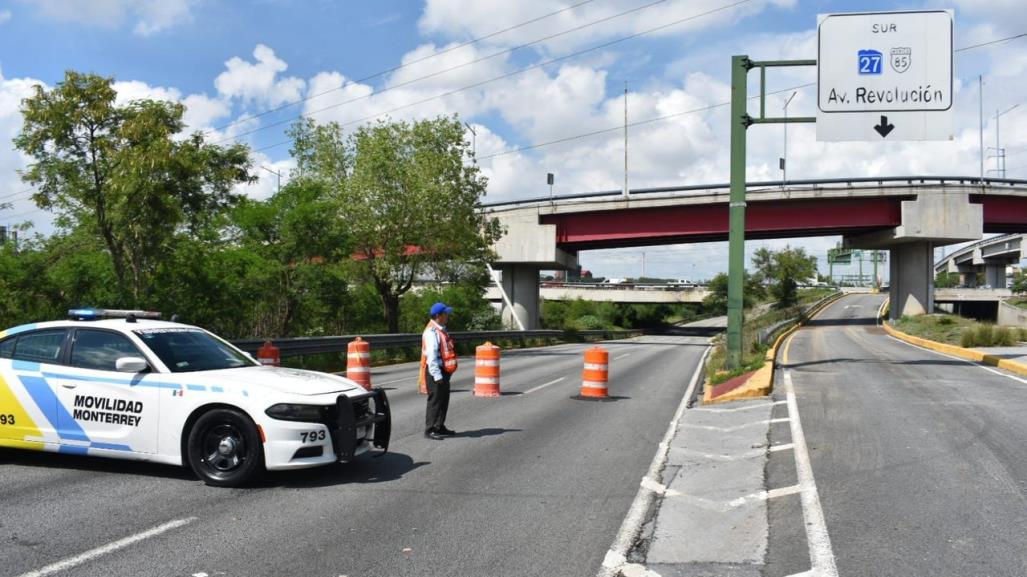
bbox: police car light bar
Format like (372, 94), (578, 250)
(68, 308), (163, 321)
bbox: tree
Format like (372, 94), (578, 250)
(935, 271), (960, 289)
(750, 246), (817, 308)
(1011, 270), (1027, 294)
(703, 272), (765, 315)
(14, 71), (254, 305)
(290, 116), (502, 332)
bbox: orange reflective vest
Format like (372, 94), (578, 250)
(419, 320), (457, 387)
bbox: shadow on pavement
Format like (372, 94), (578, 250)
(448, 427), (522, 439)
(784, 357), (971, 370)
(655, 326), (724, 338)
(260, 451), (430, 488)
(0, 449), (196, 482)
(805, 317), (878, 327)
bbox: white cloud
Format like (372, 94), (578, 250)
(0, 68), (52, 230)
(215, 44), (306, 110)
(112, 79), (231, 133)
(418, 0), (797, 54)
(0, 10), (12, 25)
(26, 0), (194, 36)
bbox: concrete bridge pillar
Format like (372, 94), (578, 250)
(985, 263), (1007, 289)
(496, 265), (541, 330)
(890, 242), (935, 319)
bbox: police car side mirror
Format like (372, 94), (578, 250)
(115, 357), (150, 373)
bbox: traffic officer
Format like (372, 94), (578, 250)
(420, 302), (458, 439)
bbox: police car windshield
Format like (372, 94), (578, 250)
(135, 328), (256, 373)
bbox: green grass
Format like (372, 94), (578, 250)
(1008, 297), (1027, 311)
(705, 290), (840, 385)
(891, 314), (1026, 348)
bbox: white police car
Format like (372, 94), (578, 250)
(0, 309), (390, 487)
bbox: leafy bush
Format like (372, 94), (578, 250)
(996, 327), (1017, 347)
(937, 316), (955, 326)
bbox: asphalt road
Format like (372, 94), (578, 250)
(768, 293), (1027, 577)
(1, 332), (709, 577)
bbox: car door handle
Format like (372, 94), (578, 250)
(61, 383), (77, 389)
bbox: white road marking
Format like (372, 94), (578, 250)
(770, 442), (796, 453)
(674, 447), (766, 462)
(679, 417), (790, 433)
(614, 353), (632, 360)
(692, 400), (786, 413)
(784, 370), (839, 577)
(885, 334), (1027, 385)
(728, 484), (803, 507)
(597, 346), (711, 577)
(374, 376), (416, 386)
(522, 376), (565, 395)
(15, 517), (197, 577)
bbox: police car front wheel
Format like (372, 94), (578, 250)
(186, 408), (264, 487)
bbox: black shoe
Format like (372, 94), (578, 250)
(424, 430), (444, 440)
(437, 427), (457, 436)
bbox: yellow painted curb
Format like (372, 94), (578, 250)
(704, 291), (847, 404)
(881, 319), (1027, 379)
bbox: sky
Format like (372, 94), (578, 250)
(0, 0), (1025, 282)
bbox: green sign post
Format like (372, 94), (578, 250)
(726, 55), (816, 369)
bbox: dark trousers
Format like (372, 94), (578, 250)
(425, 369), (451, 432)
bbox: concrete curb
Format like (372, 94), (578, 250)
(881, 312), (1027, 379)
(704, 292), (846, 404)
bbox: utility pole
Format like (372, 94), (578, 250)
(782, 91), (797, 186)
(623, 81), (629, 198)
(979, 75), (984, 180)
(464, 122), (477, 163)
(996, 104), (1019, 178)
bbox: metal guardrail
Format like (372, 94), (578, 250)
(481, 176), (1027, 209)
(232, 329), (643, 358)
(756, 292), (844, 346)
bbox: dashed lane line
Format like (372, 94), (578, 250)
(15, 517), (197, 577)
(522, 376), (566, 395)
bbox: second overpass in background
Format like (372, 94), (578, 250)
(485, 283), (710, 304)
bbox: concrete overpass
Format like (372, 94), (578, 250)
(484, 283), (710, 304)
(487, 176), (1027, 328)
(934, 233), (1025, 288)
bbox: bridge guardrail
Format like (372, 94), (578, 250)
(232, 329), (643, 358)
(482, 176), (1027, 209)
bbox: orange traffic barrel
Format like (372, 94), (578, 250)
(474, 342), (501, 397)
(256, 340), (280, 367)
(580, 346), (609, 398)
(347, 337), (372, 390)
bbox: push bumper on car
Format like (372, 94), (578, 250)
(332, 388), (391, 463)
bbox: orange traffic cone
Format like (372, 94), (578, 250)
(580, 346), (609, 398)
(347, 337), (371, 390)
(474, 342), (501, 397)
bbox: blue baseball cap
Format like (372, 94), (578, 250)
(430, 302), (453, 317)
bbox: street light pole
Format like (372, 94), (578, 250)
(261, 165), (282, 193)
(782, 91), (797, 186)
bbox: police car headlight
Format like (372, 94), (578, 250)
(264, 403), (325, 422)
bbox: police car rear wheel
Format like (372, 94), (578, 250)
(186, 409), (263, 487)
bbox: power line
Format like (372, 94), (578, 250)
(477, 82), (816, 160)
(218, 0), (679, 145)
(0, 187), (36, 203)
(955, 32), (1027, 53)
(250, 0), (754, 153)
(210, 0), (601, 134)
